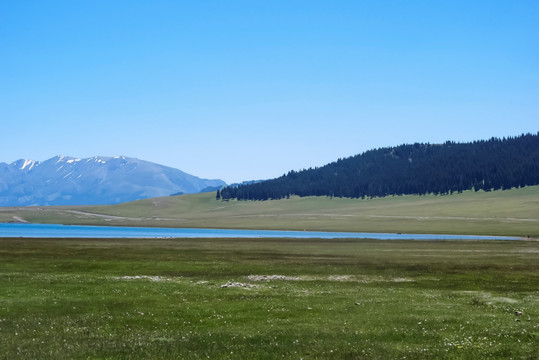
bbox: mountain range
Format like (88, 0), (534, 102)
(0, 156), (226, 206)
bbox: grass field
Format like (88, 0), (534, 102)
(0, 237), (538, 359)
(1, 186), (538, 237)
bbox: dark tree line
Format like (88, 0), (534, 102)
(219, 133), (539, 201)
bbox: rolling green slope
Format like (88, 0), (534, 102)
(1, 186), (538, 237)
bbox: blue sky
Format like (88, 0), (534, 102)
(1, 1), (538, 184)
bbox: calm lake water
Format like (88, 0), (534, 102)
(0, 223), (520, 240)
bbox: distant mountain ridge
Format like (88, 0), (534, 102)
(219, 133), (539, 200)
(0, 156), (226, 206)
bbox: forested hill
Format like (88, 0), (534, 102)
(219, 133), (539, 201)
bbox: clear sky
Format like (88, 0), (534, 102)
(1, 1), (538, 184)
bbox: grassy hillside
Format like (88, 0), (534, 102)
(1, 186), (538, 237)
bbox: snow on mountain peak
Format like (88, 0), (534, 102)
(20, 159), (37, 170)
(88, 156), (107, 164)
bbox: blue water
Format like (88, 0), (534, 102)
(0, 223), (520, 240)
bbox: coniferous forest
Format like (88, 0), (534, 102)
(218, 133), (539, 201)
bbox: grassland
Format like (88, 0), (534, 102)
(0, 237), (537, 359)
(1, 186), (538, 237)
(1, 186), (537, 358)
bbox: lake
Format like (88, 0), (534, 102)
(0, 223), (521, 240)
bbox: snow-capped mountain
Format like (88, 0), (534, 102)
(0, 156), (226, 206)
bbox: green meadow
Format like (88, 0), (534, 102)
(0, 187), (538, 358)
(0, 237), (538, 359)
(1, 186), (538, 237)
